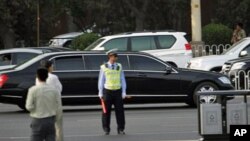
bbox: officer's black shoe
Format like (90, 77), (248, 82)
(104, 132), (110, 135)
(117, 130), (125, 135)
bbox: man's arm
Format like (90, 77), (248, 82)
(98, 68), (105, 99)
(25, 87), (35, 112)
(47, 74), (63, 94)
(55, 90), (63, 122)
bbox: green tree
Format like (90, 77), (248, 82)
(0, 0), (67, 49)
(215, 0), (250, 35)
(71, 33), (100, 50)
(202, 23), (232, 45)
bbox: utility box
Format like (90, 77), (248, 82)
(200, 103), (223, 135)
(226, 103), (247, 133)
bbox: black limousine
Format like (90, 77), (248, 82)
(0, 51), (233, 110)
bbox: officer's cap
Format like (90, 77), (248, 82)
(106, 49), (118, 57)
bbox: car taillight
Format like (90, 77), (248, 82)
(0, 74), (8, 88)
(185, 43), (192, 50)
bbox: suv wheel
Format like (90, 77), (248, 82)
(187, 82), (218, 107)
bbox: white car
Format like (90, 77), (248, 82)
(85, 31), (192, 68)
(187, 38), (250, 71)
(49, 32), (84, 47)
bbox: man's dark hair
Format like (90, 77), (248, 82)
(40, 60), (52, 69)
(237, 22), (243, 28)
(37, 68), (48, 82)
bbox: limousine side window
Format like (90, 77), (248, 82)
(131, 36), (157, 51)
(129, 55), (166, 71)
(53, 56), (84, 71)
(84, 55), (106, 70)
(84, 55), (129, 70)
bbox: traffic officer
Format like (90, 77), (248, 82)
(98, 51), (126, 135)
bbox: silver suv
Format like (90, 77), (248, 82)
(85, 31), (192, 68)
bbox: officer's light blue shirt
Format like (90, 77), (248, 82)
(98, 62), (127, 98)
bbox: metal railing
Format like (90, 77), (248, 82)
(230, 70), (250, 90)
(192, 44), (231, 57)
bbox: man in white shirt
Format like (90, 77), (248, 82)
(26, 68), (62, 141)
(36, 60), (63, 141)
(37, 60), (62, 93)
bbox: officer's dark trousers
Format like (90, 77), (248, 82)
(102, 88), (125, 132)
(30, 116), (56, 141)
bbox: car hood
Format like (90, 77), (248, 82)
(180, 68), (225, 78)
(191, 55), (227, 62)
(53, 32), (83, 39)
(225, 57), (250, 65)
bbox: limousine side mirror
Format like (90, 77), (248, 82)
(239, 50), (248, 57)
(165, 66), (172, 74)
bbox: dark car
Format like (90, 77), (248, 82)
(0, 47), (74, 70)
(0, 51), (233, 110)
(221, 56), (250, 89)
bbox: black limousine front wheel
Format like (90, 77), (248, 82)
(188, 82), (218, 107)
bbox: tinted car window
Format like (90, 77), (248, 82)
(14, 53), (38, 64)
(102, 38), (127, 51)
(84, 55), (129, 70)
(0, 53), (12, 66)
(129, 55), (166, 71)
(85, 39), (105, 50)
(242, 44), (250, 55)
(84, 55), (107, 70)
(117, 55), (129, 70)
(131, 36), (156, 51)
(54, 56), (84, 70)
(157, 35), (176, 49)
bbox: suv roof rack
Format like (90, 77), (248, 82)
(116, 30), (176, 35)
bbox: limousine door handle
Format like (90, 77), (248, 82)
(137, 73), (147, 77)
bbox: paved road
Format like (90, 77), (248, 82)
(0, 103), (200, 141)
(1, 98), (250, 141)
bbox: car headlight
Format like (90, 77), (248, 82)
(218, 76), (231, 84)
(231, 62), (246, 70)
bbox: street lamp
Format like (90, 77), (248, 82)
(37, 0), (40, 47)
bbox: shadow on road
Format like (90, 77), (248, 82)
(62, 103), (195, 113)
(0, 103), (196, 114)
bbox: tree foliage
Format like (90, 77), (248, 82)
(202, 23), (232, 45)
(1, 0), (250, 49)
(215, 0), (250, 35)
(71, 33), (100, 50)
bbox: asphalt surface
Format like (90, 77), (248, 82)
(0, 103), (200, 141)
(1, 98), (250, 141)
